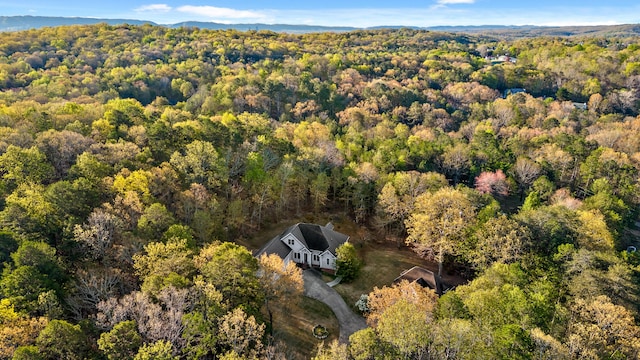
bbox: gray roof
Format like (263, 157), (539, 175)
(295, 223), (349, 254)
(254, 232), (292, 258)
(255, 222), (349, 258)
(394, 266), (440, 293)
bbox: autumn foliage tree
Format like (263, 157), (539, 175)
(405, 187), (476, 276)
(567, 295), (640, 359)
(365, 280), (438, 328)
(257, 254), (303, 333)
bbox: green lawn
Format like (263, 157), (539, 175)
(334, 245), (428, 308)
(269, 296), (339, 360)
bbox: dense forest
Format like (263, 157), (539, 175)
(0, 24), (640, 359)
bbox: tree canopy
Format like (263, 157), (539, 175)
(0, 24), (639, 359)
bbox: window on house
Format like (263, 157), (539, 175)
(313, 255), (319, 261)
(288, 239), (294, 246)
(294, 252), (299, 260)
(326, 259), (330, 265)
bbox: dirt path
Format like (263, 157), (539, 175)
(302, 270), (367, 343)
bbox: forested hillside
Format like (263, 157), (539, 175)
(0, 24), (639, 359)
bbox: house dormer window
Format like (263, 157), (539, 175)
(288, 238), (294, 246)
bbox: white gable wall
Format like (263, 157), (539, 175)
(319, 251), (337, 271)
(281, 233), (303, 252)
(280, 230), (339, 271)
(282, 250), (292, 266)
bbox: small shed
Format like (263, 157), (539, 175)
(394, 266), (444, 295)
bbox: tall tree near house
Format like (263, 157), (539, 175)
(366, 280), (438, 328)
(335, 242), (363, 282)
(356, 281), (438, 359)
(180, 279), (225, 360)
(377, 171), (448, 236)
(312, 340), (349, 360)
(376, 299), (431, 358)
(244, 151), (270, 227)
(132, 239), (195, 296)
(310, 172), (330, 211)
(169, 140), (228, 191)
(257, 254), (303, 335)
(405, 187), (475, 276)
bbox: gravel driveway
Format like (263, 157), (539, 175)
(303, 269), (367, 343)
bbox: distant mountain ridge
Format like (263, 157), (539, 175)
(2, 15), (640, 37)
(0, 15), (154, 31)
(169, 21), (356, 34)
(0, 16), (358, 33)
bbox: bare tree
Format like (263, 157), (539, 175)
(97, 287), (194, 349)
(35, 129), (94, 178)
(513, 157), (541, 200)
(67, 267), (124, 319)
(441, 144), (472, 185)
(73, 208), (121, 261)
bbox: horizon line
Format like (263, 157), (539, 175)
(2, 14), (638, 29)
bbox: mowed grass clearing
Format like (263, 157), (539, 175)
(334, 245), (429, 308)
(269, 296), (339, 359)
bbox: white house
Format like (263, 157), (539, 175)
(255, 222), (349, 272)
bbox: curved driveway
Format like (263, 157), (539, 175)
(303, 270), (367, 343)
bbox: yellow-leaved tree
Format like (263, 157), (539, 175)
(257, 254), (303, 334)
(405, 187), (475, 276)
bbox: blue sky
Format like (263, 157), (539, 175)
(3, 0), (640, 27)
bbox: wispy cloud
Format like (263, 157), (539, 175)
(125, 3), (640, 28)
(176, 5), (267, 21)
(437, 0), (475, 4)
(135, 4), (172, 13)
